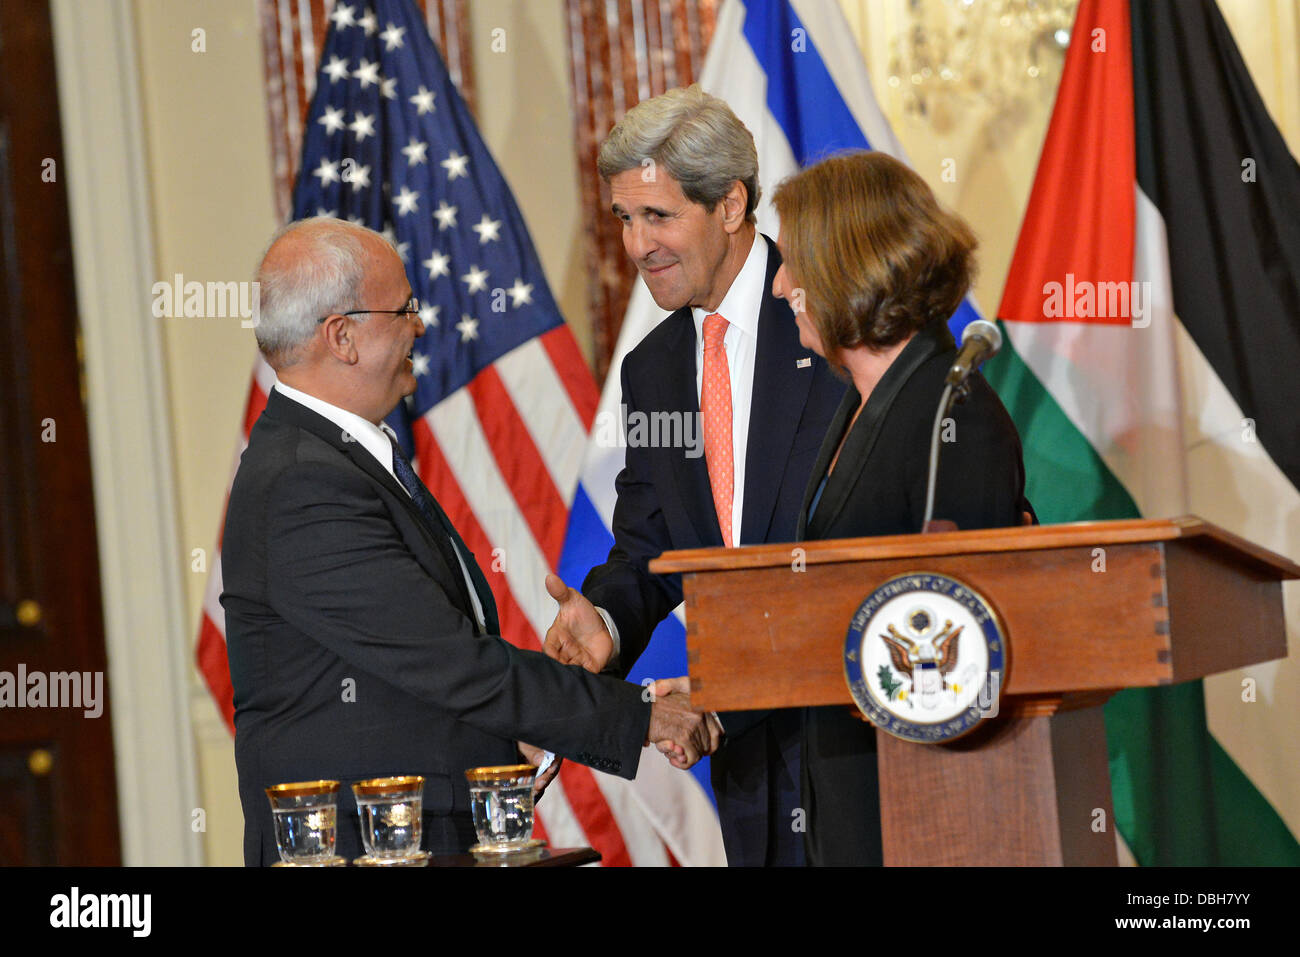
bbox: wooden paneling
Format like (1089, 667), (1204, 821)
(1166, 539), (1289, 682)
(0, 0), (121, 865)
(659, 517), (1295, 711)
(0, 745), (57, 866)
(877, 707), (1117, 866)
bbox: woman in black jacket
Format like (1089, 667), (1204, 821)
(770, 151), (1031, 865)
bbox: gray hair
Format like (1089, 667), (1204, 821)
(253, 216), (388, 365)
(597, 85), (759, 221)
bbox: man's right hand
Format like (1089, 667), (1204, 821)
(543, 573), (614, 673)
(646, 682), (722, 770)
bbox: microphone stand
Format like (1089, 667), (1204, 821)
(921, 381), (961, 532)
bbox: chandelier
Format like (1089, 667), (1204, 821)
(887, 0), (1080, 134)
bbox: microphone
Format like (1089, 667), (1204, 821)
(945, 319), (1003, 390)
(921, 319), (1003, 531)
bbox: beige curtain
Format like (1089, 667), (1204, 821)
(564, 0), (719, 381)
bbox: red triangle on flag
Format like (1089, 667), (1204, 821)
(999, 0), (1136, 327)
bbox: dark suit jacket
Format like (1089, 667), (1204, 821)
(796, 317), (1029, 866)
(582, 238), (846, 865)
(221, 389), (651, 866)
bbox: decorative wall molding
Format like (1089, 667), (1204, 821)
(50, 0), (202, 866)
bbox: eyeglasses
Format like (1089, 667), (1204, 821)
(317, 296), (420, 323)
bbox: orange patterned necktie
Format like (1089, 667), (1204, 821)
(701, 313), (734, 547)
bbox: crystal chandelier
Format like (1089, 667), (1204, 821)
(887, 0), (1079, 135)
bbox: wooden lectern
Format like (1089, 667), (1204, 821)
(650, 517), (1297, 866)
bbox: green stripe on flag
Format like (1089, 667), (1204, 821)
(1208, 737), (1300, 865)
(1108, 683), (1300, 865)
(983, 327), (1300, 864)
(981, 331), (1140, 525)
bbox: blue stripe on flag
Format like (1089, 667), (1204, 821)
(742, 0), (982, 344)
(741, 0), (872, 162)
(948, 299), (981, 343)
(556, 485), (614, 587)
(558, 486), (715, 803)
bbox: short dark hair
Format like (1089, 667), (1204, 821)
(771, 151), (977, 358)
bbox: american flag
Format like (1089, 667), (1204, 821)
(196, 0), (681, 865)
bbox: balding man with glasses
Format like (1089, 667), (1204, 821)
(221, 217), (718, 865)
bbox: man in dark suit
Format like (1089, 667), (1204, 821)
(222, 217), (717, 865)
(542, 86), (845, 866)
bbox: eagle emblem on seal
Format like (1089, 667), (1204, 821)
(876, 607), (964, 709)
(844, 573), (1005, 742)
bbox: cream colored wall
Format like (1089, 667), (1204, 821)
(468, 0), (593, 362)
(133, 0), (275, 866)
(841, 0), (1063, 335)
(843, 0), (1300, 333)
(130, 0), (1299, 864)
(54, 0), (202, 866)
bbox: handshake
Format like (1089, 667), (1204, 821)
(542, 574), (722, 770)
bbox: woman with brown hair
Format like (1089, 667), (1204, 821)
(771, 150), (1031, 865)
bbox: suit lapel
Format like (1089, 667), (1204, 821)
(741, 243), (817, 544)
(796, 388), (857, 540)
(262, 390), (484, 628)
(803, 319), (954, 539)
(264, 390), (427, 529)
(658, 311), (727, 547)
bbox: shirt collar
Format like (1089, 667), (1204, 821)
(273, 381), (397, 478)
(692, 231), (767, 342)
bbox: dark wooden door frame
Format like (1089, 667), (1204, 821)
(39, 0), (203, 864)
(0, 0), (121, 866)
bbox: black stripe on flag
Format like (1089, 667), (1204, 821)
(1131, 0), (1300, 491)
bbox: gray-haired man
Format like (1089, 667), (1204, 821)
(543, 86), (846, 866)
(222, 216), (718, 864)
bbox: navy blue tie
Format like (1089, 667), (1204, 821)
(387, 432), (499, 635)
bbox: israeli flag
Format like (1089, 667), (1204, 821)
(556, 0), (981, 865)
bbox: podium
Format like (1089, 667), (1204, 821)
(650, 517), (1297, 865)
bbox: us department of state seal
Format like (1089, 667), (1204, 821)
(842, 572), (1007, 743)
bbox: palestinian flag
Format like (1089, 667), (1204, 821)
(984, 0), (1300, 864)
